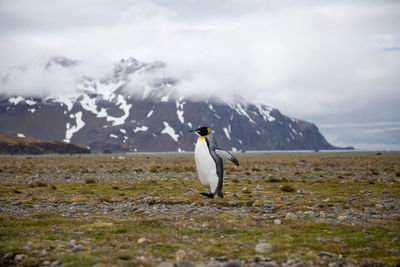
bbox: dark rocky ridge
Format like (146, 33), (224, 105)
(0, 132), (90, 155)
(0, 57), (352, 153)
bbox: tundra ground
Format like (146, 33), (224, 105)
(0, 152), (399, 266)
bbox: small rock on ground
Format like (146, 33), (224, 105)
(137, 237), (148, 244)
(255, 243), (273, 254)
(144, 197), (155, 205)
(285, 212), (298, 220)
(3, 252), (14, 259)
(14, 254), (27, 261)
(175, 260), (196, 267)
(176, 250), (187, 262)
(318, 251), (336, 258)
(223, 260), (242, 267)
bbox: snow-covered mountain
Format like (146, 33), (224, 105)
(0, 57), (346, 152)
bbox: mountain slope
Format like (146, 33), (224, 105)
(0, 57), (348, 152)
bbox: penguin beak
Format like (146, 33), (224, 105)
(189, 129), (200, 133)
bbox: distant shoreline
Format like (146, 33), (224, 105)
(1, 150), (399, 157)
(126, 149), (398, 155)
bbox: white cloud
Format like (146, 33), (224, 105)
(1, 64), (76, 97)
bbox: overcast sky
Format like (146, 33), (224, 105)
(0, 0), (399, 150)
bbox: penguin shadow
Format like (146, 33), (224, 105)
(185, 189), (253, 208)
(186, 188), (222, 199)
(199, 192), (222, 199)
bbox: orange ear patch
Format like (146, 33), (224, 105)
(207, 128), (211, 134)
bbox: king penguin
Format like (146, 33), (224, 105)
(189, 126), (239, 198)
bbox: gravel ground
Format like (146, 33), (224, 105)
(1, 190), (399, 226)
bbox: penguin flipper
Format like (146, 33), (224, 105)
(200, 192), (215, 198)
(215, 149), (239, 166)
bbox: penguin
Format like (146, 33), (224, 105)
(189, 126), (239, 198)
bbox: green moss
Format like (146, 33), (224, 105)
(85, 178), (96, 184)
(60, 253), (97, 267)
(281, 184), (296, 192)
(151, 244), (176, 253)
(31, 181), (47, 187)
(114, 228), (128, 234)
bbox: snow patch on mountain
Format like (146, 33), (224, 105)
(161, 122), (179, 142)
(79, 79), (125, 102)
(176, 97), (185, 124)
(26, 99), (37, 106)
(112, 95), (132, 126)
(133, 125), (149, 133)
(79, 94), (98, 114)
(79, 92), (132, 126)
(160, 84), (173, 102)
(231, 103), (256, 124)
(257, 104), (275, 122)
(9, 96), (25, 105)
(223, 127), (231, 140)
(49, 95), (78, 112)
(8, 96), (37, 106)
(64, 111), (84, 143)
(289, 123), (298, 135)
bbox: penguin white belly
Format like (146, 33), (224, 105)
(194, 136), (219, 194)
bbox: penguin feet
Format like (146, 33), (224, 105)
(217, 191), (224, 198)
(200, 192), (214, 198)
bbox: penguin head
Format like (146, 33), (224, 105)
(189, 126), (211, 136)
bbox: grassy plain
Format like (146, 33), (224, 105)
(0, 152), (399, 266)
